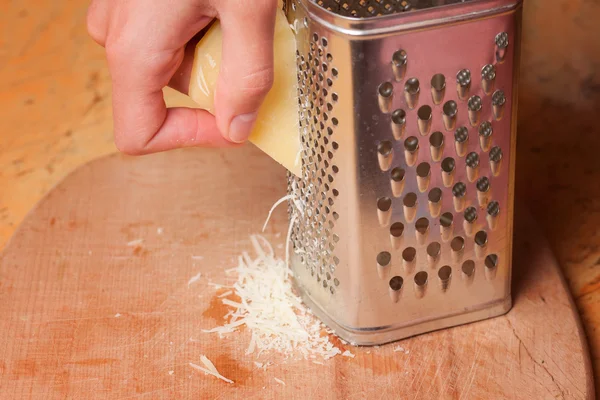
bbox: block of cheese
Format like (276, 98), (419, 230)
(188, 10), (301, 176)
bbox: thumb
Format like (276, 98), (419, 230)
(214, 0), (278, 143)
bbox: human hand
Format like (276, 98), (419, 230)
(86, 0), (277, 154)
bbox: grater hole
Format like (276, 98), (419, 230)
(451, 236), (465, 252)
(414, 270), (428, 298)
(431, 73), (446, 100)
(476, 177), (490, 192)
(415, 217), (429, 234)
(378, 141), (393, 156)
(487, 201), (500, 217)
(404, 136), (419, 152)
(379, 82), (394, 98)
(402, 247), (416, 263)
(416, 162), (431, 178)
(391, 109), (407, 140)
(464, 206), (478, 223)
(392, 52), (408, 81)
(391, 167), (405, 182)
(334, 278), (340, 286)
(454, 126), (469, 155)
(405, 78), (420, 94)
(430, 131), (444, 148)
(438, 265), (452, 283)
(479, 122), (493, 151)
(441, 157), (455, 173)
(490, 146), (503, 175)
(466, 152), (480, 171)
(468, 95), (482, 111)
(417, 105), (433, 135)
(428, 187), (442, 203)
(485, 254), (499, 270)
(377, 251), (392, 267)
(414, 271), (428, 286)
(403, 192), (417, 208)
(456, 69), (471, 87)
(389, 276), (404, 291)
(404, 136), (419, 166)
(462, 260), (475, 277)
(404, 78), (420, 109)
(391, 167), (406, 197)
(442, 100), (458, 131)
(321, 37), (328, 47)
(332, 68), (339, 77)
(390, 222), (404, 238)
(431, 74), (445, 90)
(378, 197), (392, 226)
(475, 230), (488, 249)
(452, 182), (466, 198)
(427, 241), (441, 262)
(440, 212), (453, 227)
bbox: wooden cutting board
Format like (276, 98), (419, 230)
(0, 146), (593, 399)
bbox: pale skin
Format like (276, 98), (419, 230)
(86, 0), (278, 154)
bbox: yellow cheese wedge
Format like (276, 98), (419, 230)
(188, 10), (301, 176)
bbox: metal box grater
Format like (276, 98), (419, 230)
(285, 0), (523, 345)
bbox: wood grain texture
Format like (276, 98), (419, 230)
(2, 0), (600, 395)
(0, 147), (593, 399)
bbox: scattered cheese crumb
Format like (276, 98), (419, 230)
(203, 235), (342, 361)
(127, 238), (143, 247)
(168, 370), (174, 375)
(342, 350), (355, 358)
(393, 346), (404, 353)
(189, 355), (234, 384)
(312, 361), (324, 365)
(157, 227), (164, 235)
(191, 255), (204, 261)
(114, 313), (121, 318)
(187, 272), (202, 287)
(217, 290), (233, 298)
(254, 361), (263, 369)
(274, 378), (286, 386)
(405, 350), (410, 354)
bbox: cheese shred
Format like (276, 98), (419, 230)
(204, 234), (342, 361)
(189, 356), (234, 384)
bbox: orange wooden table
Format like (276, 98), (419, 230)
(1, 0), (600, 395)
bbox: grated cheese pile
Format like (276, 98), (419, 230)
(203, 235), (343, 360)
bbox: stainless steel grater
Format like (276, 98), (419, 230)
(285, 0), (523, 345)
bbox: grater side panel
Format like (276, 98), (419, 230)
(287, 0), (522, 344)
(287, 1), (361, 319)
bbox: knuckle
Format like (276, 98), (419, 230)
(237, 66), (275, 99)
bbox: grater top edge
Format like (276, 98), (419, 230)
(290, 0), (523, 37)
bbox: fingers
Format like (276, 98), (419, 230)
(214, 0), (278, 143)
(104, 6), (232, 155)
(108, 46), (233, 154)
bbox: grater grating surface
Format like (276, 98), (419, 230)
(286, 0), (522, 345)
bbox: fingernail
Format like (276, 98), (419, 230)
(228, 112), (258, 143)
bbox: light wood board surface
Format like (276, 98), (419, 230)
(0, 147), (593, 399)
